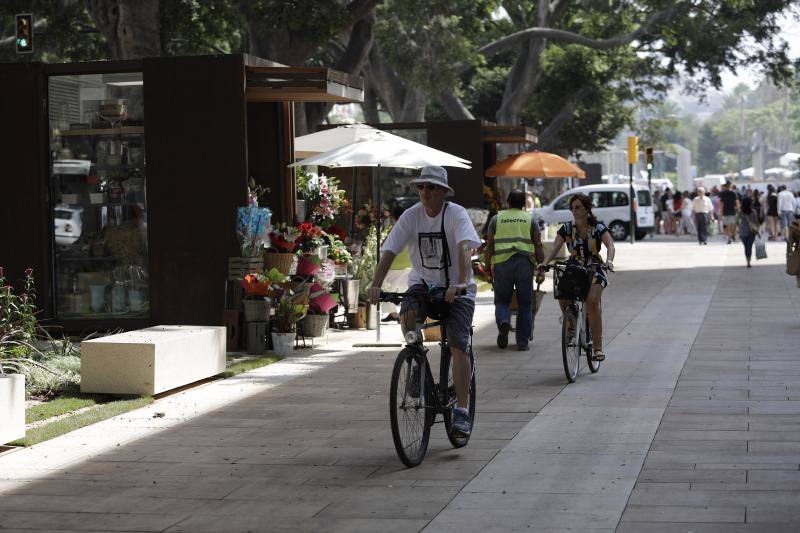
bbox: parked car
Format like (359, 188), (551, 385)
(537, 184), (655, 241)
(54, 205), (83, 246)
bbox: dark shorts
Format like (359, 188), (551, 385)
(399, 284), (475, 352)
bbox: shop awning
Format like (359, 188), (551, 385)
(245, 67), (364, 103)
(482, 123), (537, 144)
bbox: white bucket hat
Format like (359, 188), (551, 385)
(409, 165), (454, 196)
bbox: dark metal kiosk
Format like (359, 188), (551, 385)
(0, 53), (363, 332)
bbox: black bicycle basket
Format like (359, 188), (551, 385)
(553, 263), (592, 301)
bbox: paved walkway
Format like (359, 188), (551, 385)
(0, 236), (798, 532)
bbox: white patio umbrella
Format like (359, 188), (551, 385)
(289, 130), (471, 345)
(294, 123), (379, 159)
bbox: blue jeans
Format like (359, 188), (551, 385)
(493, 254), (534, 346)
(741, 233), (755, 262)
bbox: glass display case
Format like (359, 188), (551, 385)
(48, 72), (149, 319)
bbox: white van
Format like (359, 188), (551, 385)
(537, 184), (655, 241)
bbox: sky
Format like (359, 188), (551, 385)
(678, 10), (800, 117)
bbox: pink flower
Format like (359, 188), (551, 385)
(0, 266), (4, 278)
(24, 267), (33, 277)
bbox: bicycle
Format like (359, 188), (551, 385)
(541, 261), (609, 383)
(379, 288), (476, 467)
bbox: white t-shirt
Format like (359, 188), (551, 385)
(778, 190), (795, 212)
(382, 202), (481, 299)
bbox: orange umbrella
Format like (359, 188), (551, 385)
(485, 151), (585, 179)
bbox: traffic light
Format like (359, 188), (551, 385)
(645, 147), (654, 170)
(15, 14), (33, 54)
(627, 136), (638, 165)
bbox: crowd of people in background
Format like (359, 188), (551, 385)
(653, 182), (800, 241)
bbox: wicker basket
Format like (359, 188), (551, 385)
(242, 299), (268, 322)
(263, 252), (294, 275)
(299, 314), (328, 337)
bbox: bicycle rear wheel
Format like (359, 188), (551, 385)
(389, 347), (433, 467)
(561, 305), (581, 383)
(443, 345), (476, 448)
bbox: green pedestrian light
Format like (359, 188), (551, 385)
(15, 14), (33, 54)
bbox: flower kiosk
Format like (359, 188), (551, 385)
(0, 54), (364, 340)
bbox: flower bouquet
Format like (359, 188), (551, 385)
(236, 206), (272, 258)
(297, 171), (350, 229)
(354, 199), (390, 236)
(295, 222), (325, 253)
(328, 236), (352, 275)
(240, 272), (271, 297)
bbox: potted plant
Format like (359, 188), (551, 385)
(0, 267), (33, 445)
(353, 224), (392, 330)
(328, 236), (352, 276)
(271, 290), (308, 356)
(240, 272), (271, 322)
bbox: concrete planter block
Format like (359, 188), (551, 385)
(81, 325), (226, 395)
(0, 373), (25, 445)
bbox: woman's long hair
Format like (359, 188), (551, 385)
(570, 193), (598, 226)
(673, 191), (682, 211)
(741, 196), (753, 215)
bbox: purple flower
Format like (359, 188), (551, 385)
(24, 267), (33, 277)
(0, 266), (4, 278)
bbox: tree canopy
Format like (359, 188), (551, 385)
(1, 0), (798, 155)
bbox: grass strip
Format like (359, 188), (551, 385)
(221, 356), (281, 378)
(12, 396), (153, 447)
(25, 396), (98, 424)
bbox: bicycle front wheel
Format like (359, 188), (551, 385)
(443, 346), (476, 448)
(389, 347), (432, 467)
(562, 306), (581, 383)
(586, 317), (600, 373)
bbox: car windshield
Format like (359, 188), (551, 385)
(54, 210), (73, 220)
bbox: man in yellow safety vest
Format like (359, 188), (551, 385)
(484, 189), (545, 351)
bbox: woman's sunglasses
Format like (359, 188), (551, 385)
(416, 184), (439, 191)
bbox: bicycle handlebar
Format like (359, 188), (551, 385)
(378, 286), (467, 304)
(539, 261), (613, 273)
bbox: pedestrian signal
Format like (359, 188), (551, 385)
(645, 147), (654, 170)
(15, 14), (33, 54)
(627, 136), (638, 165)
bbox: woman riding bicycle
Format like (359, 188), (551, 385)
(537, 193), (615, 362)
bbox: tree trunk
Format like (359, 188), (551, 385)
(87, 0), (161, 59)
(298, 12), (376, 135)
(364, 43), (426, 122)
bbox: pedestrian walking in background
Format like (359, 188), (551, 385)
(739, 197), (760, 268)
(719, 182), (739, 244)
(671, 191), (683, 236)
(675, 191), (695, 236)
(766, 184), (779, 240)
(653, 190), (663, 235)
(692, 187), (713, 245)
(778, 185), (795, 240)
(484, 189), (545, 351)
(752, 189), (765, 232)
(794, 191), (800, 221)
(660, 188), (673, 234)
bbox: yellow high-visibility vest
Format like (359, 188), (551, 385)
(491, 209), (536, 265)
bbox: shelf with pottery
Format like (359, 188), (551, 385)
(53, 126), (144, 137)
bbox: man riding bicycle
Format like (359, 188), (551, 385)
(368, 166), (481, 437)
(537, 193), (615, 362)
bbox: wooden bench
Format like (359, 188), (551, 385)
(0, 373), (25, 445)
(81, 325), (226, 395)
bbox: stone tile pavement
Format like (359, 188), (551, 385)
(0, 236), (798, 532)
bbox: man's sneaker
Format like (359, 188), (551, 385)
(497, 322), (510, 349)
(408, 362), (421, 398)
(451, 407), (471, 437)
(517, 344), (530, 351)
